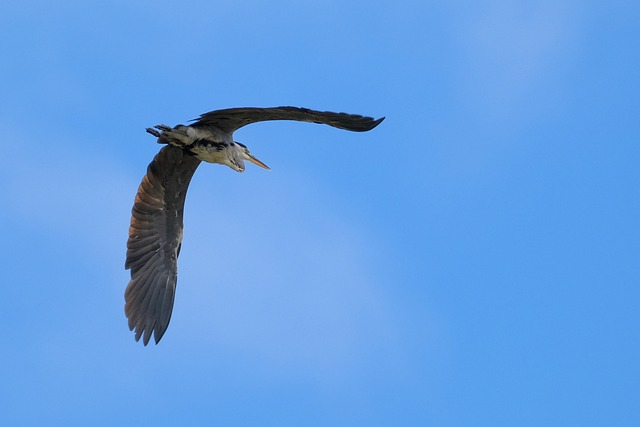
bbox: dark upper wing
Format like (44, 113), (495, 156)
(124, 145), (201, 345)
(191, 106), (385, 134)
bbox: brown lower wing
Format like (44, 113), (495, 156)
(124, 145), (201, 345)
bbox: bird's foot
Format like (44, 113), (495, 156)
(145, 127), (162, 138)
(146, 125), (191, 148)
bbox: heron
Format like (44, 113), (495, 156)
(125, 106), (384, 345)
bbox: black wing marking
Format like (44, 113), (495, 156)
(124, 145), (201, 345)
(192, 106), (385, 134)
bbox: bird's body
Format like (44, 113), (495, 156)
(154, 125), (236, 165)
(125, 106), (384, 345)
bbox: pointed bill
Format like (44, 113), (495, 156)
(246, 153), (270, 170)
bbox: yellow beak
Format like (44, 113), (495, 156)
(246, 153), (270, 170)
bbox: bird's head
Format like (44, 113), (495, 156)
(226, 142), (270, 172)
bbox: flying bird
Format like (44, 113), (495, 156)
(125, 106), (384, 345)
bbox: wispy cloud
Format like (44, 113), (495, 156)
(5, 143), (128, 229)
(170, 169), (405, 381)
(452, 0), (582, 124)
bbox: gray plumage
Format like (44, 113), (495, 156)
(125, 106), (384, 345)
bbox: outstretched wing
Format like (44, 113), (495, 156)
(124, 145), (201, 345)
(192, 106), (385, 134)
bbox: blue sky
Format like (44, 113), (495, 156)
(1, 0), (638, 425)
